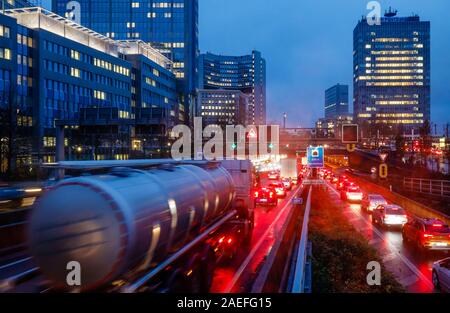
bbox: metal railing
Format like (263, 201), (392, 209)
(291, 187), (312, 293)
(403, 177), (450, 198)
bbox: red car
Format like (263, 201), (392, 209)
(402, 218), (450, 251)
(254, 187), (277, 206)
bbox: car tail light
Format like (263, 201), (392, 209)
(422, 233), (433, 239)
(432, 223), (443, 227)
(269, 192), (274, 198)
(254, 191), (259, 198)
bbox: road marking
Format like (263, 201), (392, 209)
(368, 238), (382, 245)
(399, 274), (419, 287)
(325, 180), (434, 291)
(223, 185), (302, 293)
(0, 257), (32, 271)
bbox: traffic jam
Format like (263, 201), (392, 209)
(319, 168), (450, 292)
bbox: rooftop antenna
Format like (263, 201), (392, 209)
(384, 7), (398, 18)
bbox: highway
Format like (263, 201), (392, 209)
(324, 167), (448, 293)
(0, 162), (448, 293)
(211, 176), (302, 292)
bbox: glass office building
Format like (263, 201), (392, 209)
(197, 89), (248, 127)
(353, 11), (430, 135)
(325, 84), (349, 119)
(52, 0), (199, 124)
(0, 8), (176, 177)
(199, 51), (266, 126)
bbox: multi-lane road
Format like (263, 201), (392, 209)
(324, 167), (448, 293)
(211, 177), (302, 292)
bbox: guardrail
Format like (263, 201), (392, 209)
(291, 187), (312, 293)
(404, 177), (450, 198)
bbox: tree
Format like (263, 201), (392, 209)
(395, 124), (405, 161)
(419, 120), (432, 167)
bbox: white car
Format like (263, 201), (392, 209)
(362, 194), (388, 212)
(372, 204), (408, 228)
(433, 257), (450, 293)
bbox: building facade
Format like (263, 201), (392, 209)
(316, 114), (353, 139)
(353, 11), (430, 137)
(1, 0), (36, 10)
(0, 8), (176, 177)
(199, 51), (266, 126)
(325, 84), (349, 118)
(197, 89), (248, 127)
(52, 0), (198, 125)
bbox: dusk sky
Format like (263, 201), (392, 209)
(43, 0), (450, 131)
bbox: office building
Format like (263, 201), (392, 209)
(353, 9), (430, 136)
(199, 51), (266, 126)
(325, 84), (349, 118)
(197, 89), (248, 127)
(0, 8), (176, 177)
(316, 114), (353, 139)
(52, 0), (198, 124)
(1, 0), (36, 10)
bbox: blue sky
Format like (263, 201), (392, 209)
(42, 0), (450, 130)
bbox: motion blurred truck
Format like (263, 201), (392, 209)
(280, 158), (298, 181)
(27, 159), (254, 293)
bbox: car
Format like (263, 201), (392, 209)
(268, 171), (279, 180)
(362, 194), (388, 213)
(340, 185), (363, 202)
(372, 204), (407, 228)
(336, 176), (350, 190)
(402, 218), (450, 251)
(281, 178), (292, 191)
(268, 182), (286, 198)
(432, 257), (450, 293)
(254, 187), (277, 207)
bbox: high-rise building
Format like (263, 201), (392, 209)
(52, 0), (199, 124)
(353, 10), (430, 136)
(199, 51), (266, 126)
(0, 8), (177, 177)
(1, 0), (37, 10)
(197, 89), (249, 127)
(325, 84), (349, 118)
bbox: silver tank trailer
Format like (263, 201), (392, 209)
(29, 164), (235, 290)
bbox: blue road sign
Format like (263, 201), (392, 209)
(307, 146), (324, 168)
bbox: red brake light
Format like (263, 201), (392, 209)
(432, 223), (443, 227)
(227, 238), (233, 244)
(254, 191), (259, 198)
(422, 233), (433, 238)
(269, 192), (274, 198)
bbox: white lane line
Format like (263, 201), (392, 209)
(399, 274), (419, 287)
(325, 181), (434, 290)
(223, 185), (303, 293)
(0, 257), (32, 271)
(369, 238), (383, 245)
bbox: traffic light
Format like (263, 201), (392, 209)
(342, 124), (359, 144)
(379, 164), (388, 179)
(268, 143), (274, 150)
(231, 143), (237, 150)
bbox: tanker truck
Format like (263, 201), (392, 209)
(28, 159), (254, 292)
